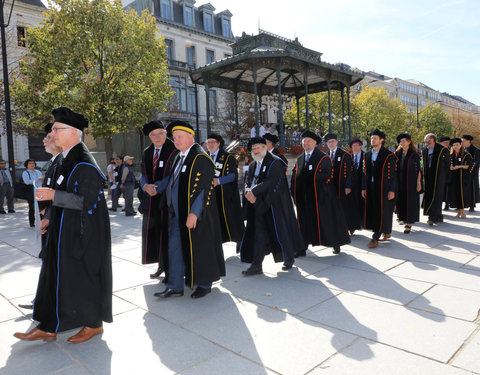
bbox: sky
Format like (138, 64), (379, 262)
(214, 0), (480, 105)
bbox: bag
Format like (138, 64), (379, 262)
(14, 182), (34, 200)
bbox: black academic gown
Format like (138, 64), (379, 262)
(291, 148), (350, 248)
(331, 148), (356, 231)
(140, 139), (177, 266)
(272, 147), (288, 167)
(350, 151), (365, 231)
(176, 144), (225, 288)
(240, 152), (304, 263)
(422, 143), (450, 220)
(33, 142), (112, 333)
(212, 148), (245, 243)
(364, 147), (397, 235)
(465, 144), (480, 205)
(395, 149), (421, 223)
(448, 151), (474, 209)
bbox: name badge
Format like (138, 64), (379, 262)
(458, 158), (462, 162)
(309, 165), (313, 170)
(56, 175), (64, 185)
(215, 170), (221, 177)
(181, 165), (187, 172)
(337, 157), (341, 161)
(216, 162), (223, 169)
(262, 166), (266, 172)
(159, 161), (163, 167)
(47, 177), (51, 185)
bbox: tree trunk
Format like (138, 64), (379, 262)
(105, 137), (113, 162)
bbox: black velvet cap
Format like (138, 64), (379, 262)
(396, 133), (411, 144)
(450, 137), (462, 146)
(349, 138), (363, 147)
(142, 120), (164, 136)
(438, 136), (451, 143)
(44, 122), (53, 134)
(324, 133), (337, 142)
(247, 137), (267, 151)
(301, 130), (321, 144)
(263, 133), (279, 144)
(168, 120), (194, 135)
(371, 128), (386, 139)
(462, 134), (473, 141)
(51, 107), (88, 130)
(207, 132), (225, 148)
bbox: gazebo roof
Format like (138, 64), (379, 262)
(190, 31), (364, 97)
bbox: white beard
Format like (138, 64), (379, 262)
(252, 150), (267, 162)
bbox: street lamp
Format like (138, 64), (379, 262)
(1, 0), (16, 182)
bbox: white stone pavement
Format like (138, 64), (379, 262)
(1, 199), (479, 375)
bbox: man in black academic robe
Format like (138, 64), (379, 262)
(422, 133), (450, 225)
(206, 133), (244, 244)
(362, 129), (397, 248)
(139, 121), (177, 280)
(349, 138), (365, 234)
(462, 134), (480, 211)
(438, 136), (451, 210)
(291, 131), (350, 255)
(153, 121), (225, 299)
(263, 133), (288, 167)
(325, 133), (356, 234)
(239, 137), (304, 275)
(15, 107), (112, 343)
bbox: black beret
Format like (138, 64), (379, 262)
(168, 120), (194, 135)
(371, 128), (386, 139)
(324, 133), (338, 142)
(247, 137), (266, 151)
(142, 120), (164, 136)
(44, 122), (53, 134)
(207, 132), (224, 148)
(349, 138), (363, 147)
(263, 133), (279, 144)
(462, 134), (473, 141)
(450, 137), (462, 146)
(301, 130), (321, 144)
(51, 107), (88, 130)
(438, 136), (451, 143)
(396, 133), (411, 144)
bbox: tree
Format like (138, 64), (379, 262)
(417, 103), (453, 141)
(11, 0), (172, 159)
(351, 86), (410, 147)
(450, 109), (480, 140)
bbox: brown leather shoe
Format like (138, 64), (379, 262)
(379, 233), (391, 241)
(67, 326), (103, 344)
(368, 239), (379, 248)
(14, 327), (56, 342)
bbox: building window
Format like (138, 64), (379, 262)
(165, 39), (173, 60)
(17, 26), (26, 47)
(186, 46), (196, 67)
(161, 0), (172, 20)
(184, 5), (193, 26)
(188, 87), (196, 114)
(170, 76), (187, 112)
(206, 49), (215, 64)
(203, 12), (213, 32)
(222, 18), (231, 38)
(209, 90), (217, 116)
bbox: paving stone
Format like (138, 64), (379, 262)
(111, 259), (155, 292)
(463, 255), (480, 270)
(310, 338), (473, 374)
(0, 295), (23, 323)
(453, 329), (480, 373)
(300, 292), (476, 362)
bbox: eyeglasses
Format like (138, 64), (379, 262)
(206, 140), (219, 144)
(150, 132), (166, 138)
(51, 127), (71, 132)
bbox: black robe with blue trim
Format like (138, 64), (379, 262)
(33, 142), (112, 333)
(239, 151), (305, 263)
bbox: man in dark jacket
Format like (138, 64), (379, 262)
(349, 138), (365, 234)
(362, 129), (397, 248)
(239, 137), (305, 275)
(263, 133), (288, 167)
(462, 134), (480, 212)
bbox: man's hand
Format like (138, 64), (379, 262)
(144, 184), (158, 197)
(245, 191), (256, 204)
(388, 191), (395, 200)
(186, 213), (198, 229)
(40, 218), (49, 235)
(213, 178), (219, 187)
(345, 188), (351, 195)
(361, 190), (366, 199)
(35, 187), (55, 201)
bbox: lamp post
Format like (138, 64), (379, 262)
(1, 0), (16, 181)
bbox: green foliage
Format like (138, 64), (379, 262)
(417, 103), (453, 141)
(11, 0), (172, 140)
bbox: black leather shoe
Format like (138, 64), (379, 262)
(18, 303), (33, 309)
(125, 212), (137, 216)
(150, 268), (164, 279)
(282, 261), (294, 271)
(242, 265), (263, 276)
(0, 211), (6, 214)
(469, 207), (475, 212)
(294, 250), (306, 258)
(154, 288), (183, 298)
(8, 210), (15, 213)
(332, 246), (341, 254)
(191, 287), (211, 299)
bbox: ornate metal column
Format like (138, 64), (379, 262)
(341, 88), (346, 139)
(347, 85), (352, 141)
(205, 83), (211, 135)
(304, 70), (310, 130)
(253, 66), (259, 134)
(327, 81), (332, 134)
(277, 68), (285, 147)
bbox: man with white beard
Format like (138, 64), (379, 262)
(238, 137), (305, 275)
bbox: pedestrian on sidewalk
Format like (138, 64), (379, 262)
(448, 138), (474, 219)
(121, 156), (137, 216)
(22, 159), (44, 227)
(14, 107), (112, 344)
(109, 156), (124, 211)
(0, 159), (14, 214)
